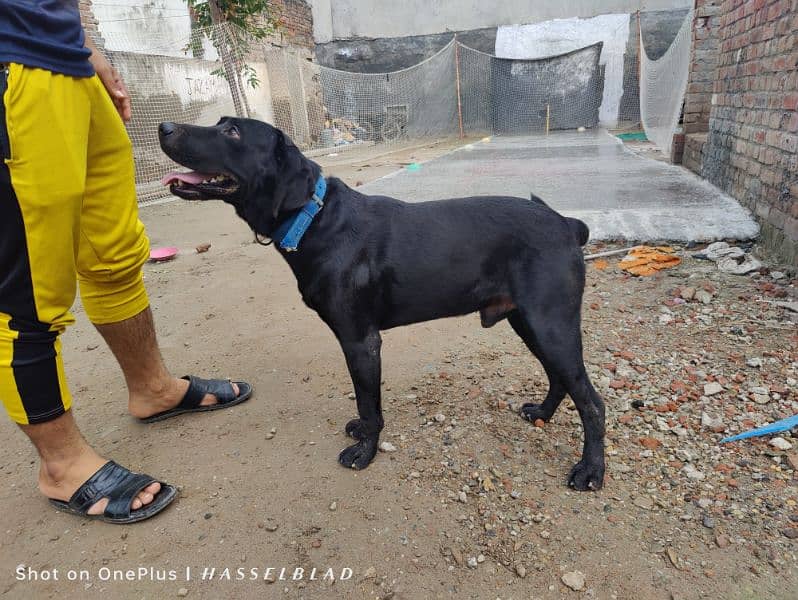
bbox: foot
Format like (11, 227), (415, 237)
(39, 450), (160, 515)
(338, 438), (379, 470)
(520, 402), (553, 423)
(345, 418), (367, 440)
(567, 459), (605, 491)
(128, 377), (240, 419)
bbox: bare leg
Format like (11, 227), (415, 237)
(21, 412), (159, 514)
(93, 307), (238, 419)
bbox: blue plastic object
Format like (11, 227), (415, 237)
(720, 414), (798, 443)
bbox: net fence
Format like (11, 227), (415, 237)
(92, 16), (689, 200)
(639, 9), (695, 158)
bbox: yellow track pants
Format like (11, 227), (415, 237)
(0, 63), (150, 424)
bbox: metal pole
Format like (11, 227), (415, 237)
(545, 103), (550, 135)
(454, 35), (465, 139)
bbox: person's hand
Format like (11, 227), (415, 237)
(84, 33), (132, 122)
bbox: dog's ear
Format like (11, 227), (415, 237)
(270, 130), (317, 219)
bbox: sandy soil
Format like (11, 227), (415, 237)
(0, 138), (795, 600)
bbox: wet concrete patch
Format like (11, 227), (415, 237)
(358, 131), (759, 242)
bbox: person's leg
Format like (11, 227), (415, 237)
(0, 64), (159, 513)
(94, 307), (238, 419)
(77, 73), (240, 419)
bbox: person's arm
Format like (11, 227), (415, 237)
(84, 32), (132, 122)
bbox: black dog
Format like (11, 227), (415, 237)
(159, 117), (605, 491)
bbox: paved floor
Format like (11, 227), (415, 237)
(358, 131), (759, 242)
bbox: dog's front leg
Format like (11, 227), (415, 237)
(337, 329), (383, 470)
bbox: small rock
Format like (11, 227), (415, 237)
(786, 453), (798, 471)
(450, 547), (463, 566)
(379, 441), (397, 453)
(695, 290), (712, 304)
(467, 557), (478, 569)
(680, 287), (695, 301)
(177, 588), (189, 597)
(703, 382), (723, 396)
(204, 512), (212, 520)
(715, 534), (730, 548)
(329, 501), (337, 511)
(697, 498), (713, 510)
(477, 554), (485, 563)
(515, 564), (527, 578)
(769, 437), (793, 451)
(434, 413), (446, 423)
(746, 357), (763, 368)
(701, 412), (724, 431)
(781, 528), (798, 540)
(702, 516), (715, 529)
(666, 547), (680, 569)
(682, 464), (705, 480)
(634, 496), (654, 510)
(195, 242), (211, 254)
(771, 271), (786, 280)
(264, 523), (279, 532)
(362, 566), (376, 580)
(458, 491), (468, 503)
(561, 571), (585, 591)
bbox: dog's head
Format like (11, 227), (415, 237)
(158, 117), (320, 236)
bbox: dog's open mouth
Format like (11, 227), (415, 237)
(160, 170), (239, 200)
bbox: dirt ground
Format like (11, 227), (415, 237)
(0, 138), (795, 600)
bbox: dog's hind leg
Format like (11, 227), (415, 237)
(514, 302), (605, 490)
(334, 327), (384, 470)
(507, 311), (567, 423)
(508, 253), (605, 490)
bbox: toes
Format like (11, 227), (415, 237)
(567, 461), (605, 491)
(338, 440), (377, 470)
(345, 419), (364, 440)
(520, 403), (549, 422)
(201, 382), (240, 407)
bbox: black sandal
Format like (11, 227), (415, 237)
(138, 376), (253, 424)
(48, 461), (177, 524)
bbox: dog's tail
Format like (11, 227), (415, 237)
(566, 217), (590, 246)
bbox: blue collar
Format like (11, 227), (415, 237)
(272, 175), (327, 252)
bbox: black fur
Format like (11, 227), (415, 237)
(159, 117), (606, 490)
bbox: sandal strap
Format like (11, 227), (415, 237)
(179, 375), (237, 408)
(68, 461), (158, 519)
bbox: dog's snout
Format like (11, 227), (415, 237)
(159, 122), (176, 137)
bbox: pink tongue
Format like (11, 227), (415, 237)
(160, 171), (215, 186)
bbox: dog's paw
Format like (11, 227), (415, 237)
(520, 402), (551, 423)
(567, 460), (605, 491)
(338, 438), (378, 470)
(345, 418), (366, 440)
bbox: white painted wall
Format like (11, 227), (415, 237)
(313, 0), (693, 41)
(495, 14), (630, 127)
(94, 0), (216, 58)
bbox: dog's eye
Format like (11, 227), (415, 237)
(226, 126), (240, 139)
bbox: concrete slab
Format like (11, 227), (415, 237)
(357, 131), (759, 242)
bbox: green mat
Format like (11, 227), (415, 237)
(615, 131), (648, 141)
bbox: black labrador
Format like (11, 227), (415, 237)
(158, 117), (605, 491)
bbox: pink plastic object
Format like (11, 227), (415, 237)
(149, 246), (179, 262)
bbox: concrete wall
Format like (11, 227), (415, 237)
(311, 0), (693, 42)
(701, 0), (798, 264)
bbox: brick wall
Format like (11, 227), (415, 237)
(683, 0), (722, 133)
(701, 0), (798, 264)
(78, 0), (104, 49)
(269, 0), (314, 51)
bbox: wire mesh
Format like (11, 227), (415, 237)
(89, 17), (692, 201)
(639, 9), (694, 158)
